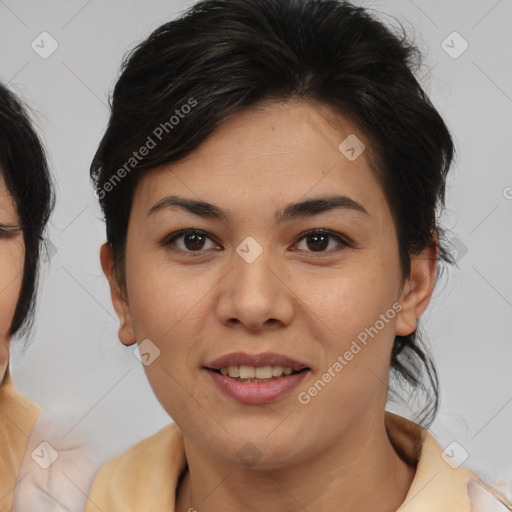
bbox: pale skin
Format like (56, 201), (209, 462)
(101, 100), (438, 511)
(0, 175), (25, 380)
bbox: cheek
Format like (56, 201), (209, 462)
(126, 259), (208, 345)
(124, 253), (213, 412)
(296, 259), (401, 403)
(0, 240), (24, 336)
(298, 259), (400, 342)
(127, 271), (213, 424)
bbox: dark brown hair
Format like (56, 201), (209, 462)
(91, 0), (455, 426)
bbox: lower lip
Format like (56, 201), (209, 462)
(205, 369), (309, 404)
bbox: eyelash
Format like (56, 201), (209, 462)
(162, 228), (354, 257)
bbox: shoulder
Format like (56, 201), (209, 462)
(0, 370), (42, 428)
(86, 422), (187, 511)
(11, 410), (99, 512)
(468, 479), (512, 511)
(0, 371), (42, 511)
(385, 412), (512, 511)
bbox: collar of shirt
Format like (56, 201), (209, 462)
(87, 411), (511, 511)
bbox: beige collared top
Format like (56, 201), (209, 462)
(0, 369), (41, 512)
(85, 412), (511, 512)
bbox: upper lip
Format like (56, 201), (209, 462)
(205, 352), (309, 372)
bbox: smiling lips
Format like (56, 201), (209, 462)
(204, 351), (311, 404)
(206, 351), (309, 371)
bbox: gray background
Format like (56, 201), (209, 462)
(1, 0), (511, 494)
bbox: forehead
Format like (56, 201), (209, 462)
(131, 100), (388, 223)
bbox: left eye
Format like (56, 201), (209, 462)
(163, 229), (352, 255)
(294, 229), (352, 253)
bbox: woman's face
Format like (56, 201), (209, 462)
(0, 175), (24, 374)
(104, 100), (435, 468)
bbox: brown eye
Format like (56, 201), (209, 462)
(182, 232), (206, 251)
(295, 229), (353, 254)
(163, 229), (219, 254)
(305, 233), (329, 252)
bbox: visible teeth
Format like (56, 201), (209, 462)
(255, 366), (272, 379)
(272, 366), (284, 377)
(218, 365), (297, 379)
(239, 365), (255, 379)
(228, 366), (239, 378)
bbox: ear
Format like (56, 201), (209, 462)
(395, 242), (438, 336)
(100, 242), (136, 346)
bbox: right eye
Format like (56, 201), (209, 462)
(162, 229), (221, 255)
(0, 224), (21, 238)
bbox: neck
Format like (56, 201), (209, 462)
(175, 411), (416, 512)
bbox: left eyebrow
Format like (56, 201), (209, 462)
(275, 195), (369, 223)
(147, 194), (369, 224)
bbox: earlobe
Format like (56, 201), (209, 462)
(395, 243), (438, 336)
(99, 242), (137, 346)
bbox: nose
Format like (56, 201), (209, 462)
(215, 245), (295, 332)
